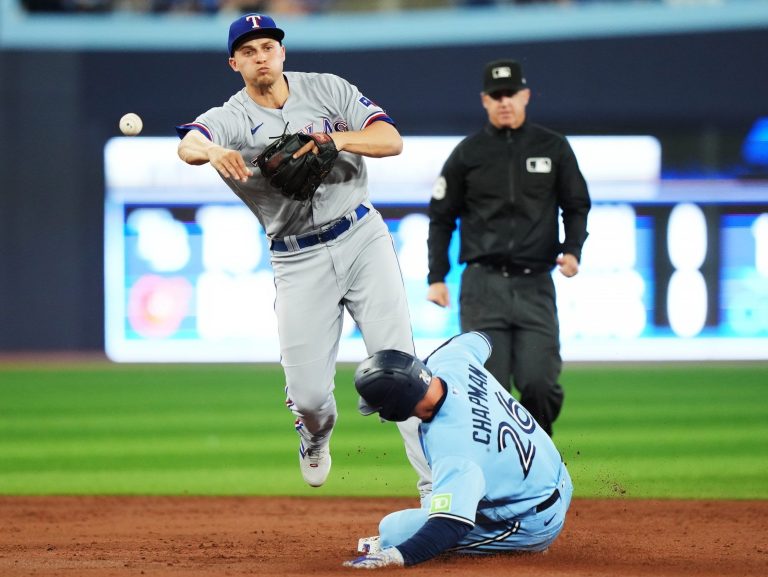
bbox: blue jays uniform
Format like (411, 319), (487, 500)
(380, 331), (573, 554)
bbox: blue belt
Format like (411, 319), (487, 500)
(270, 204), (369, 252)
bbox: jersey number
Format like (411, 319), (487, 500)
(495, 392), (536, 478)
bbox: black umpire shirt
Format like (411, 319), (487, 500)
(427, 121), (591, 284)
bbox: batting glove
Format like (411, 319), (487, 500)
(343, 547), (405, 569)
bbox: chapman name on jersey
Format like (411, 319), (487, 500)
(421, 332), (564, 525)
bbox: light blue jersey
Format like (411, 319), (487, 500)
(424, 331), (564, 521)
(379, 331), (573, 554)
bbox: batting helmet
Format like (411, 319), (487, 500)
(354, 350), (433, 422)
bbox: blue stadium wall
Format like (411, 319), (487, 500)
(1, 14), (767, 350)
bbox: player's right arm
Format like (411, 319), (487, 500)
(177, 129), (252, 183)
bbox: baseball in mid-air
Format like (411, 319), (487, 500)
(119, 112), (143, 136)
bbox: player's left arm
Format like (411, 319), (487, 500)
(326, 120), (402, 158)
(314, 74), (402, 158)
(345, 457), (484, 569)
(344, 518), (471, 569)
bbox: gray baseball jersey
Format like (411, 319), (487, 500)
(176, 70), (432, 497)
(177, 71), (390, 238)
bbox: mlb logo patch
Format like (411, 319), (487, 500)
(492, 66), (512, 79)
(527, 157), (552, 173)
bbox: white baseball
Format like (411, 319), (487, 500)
(119, 113), (143, 136)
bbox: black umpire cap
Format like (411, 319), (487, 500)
(483, 59), (528, 94)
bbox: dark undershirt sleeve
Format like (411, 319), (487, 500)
(395, 517), (472, 566)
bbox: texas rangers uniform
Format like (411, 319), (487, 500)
(176, 71), (431, 494)
(379, 331), (573, 553)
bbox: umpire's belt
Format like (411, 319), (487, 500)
(270, 204), (369, 253)
(535, 488), (561, 513)
(471, 258), (550, 277)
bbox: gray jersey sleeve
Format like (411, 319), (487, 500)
(311, 72), (395, 132)
(175, 73), (396, 238)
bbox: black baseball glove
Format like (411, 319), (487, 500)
(253, 131), (338, 202)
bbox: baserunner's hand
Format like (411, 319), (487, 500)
(343, 547), (404, 569)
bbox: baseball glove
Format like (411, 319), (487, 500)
(253, 131), (338, 202)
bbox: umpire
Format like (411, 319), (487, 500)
(426, 59), (591, 436)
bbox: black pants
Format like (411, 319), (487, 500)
(459, 263), (564, 436)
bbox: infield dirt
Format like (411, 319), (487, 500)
(1, 496), (765, 577)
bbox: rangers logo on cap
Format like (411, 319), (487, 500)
(228, 13), (285, 56)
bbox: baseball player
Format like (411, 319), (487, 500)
(345, 331), (573, 569)
(175, 13), (431, 497)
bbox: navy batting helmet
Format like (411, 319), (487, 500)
(354, 350), (433, 422)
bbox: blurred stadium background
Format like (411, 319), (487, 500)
(2, 0), (768, 356)
(1, 0), (767, 498)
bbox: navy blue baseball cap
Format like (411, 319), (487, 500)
(228, 14), (285, 56)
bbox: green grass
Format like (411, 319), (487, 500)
(557, 363), (768, 499)
(1, 361), (766, 499)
